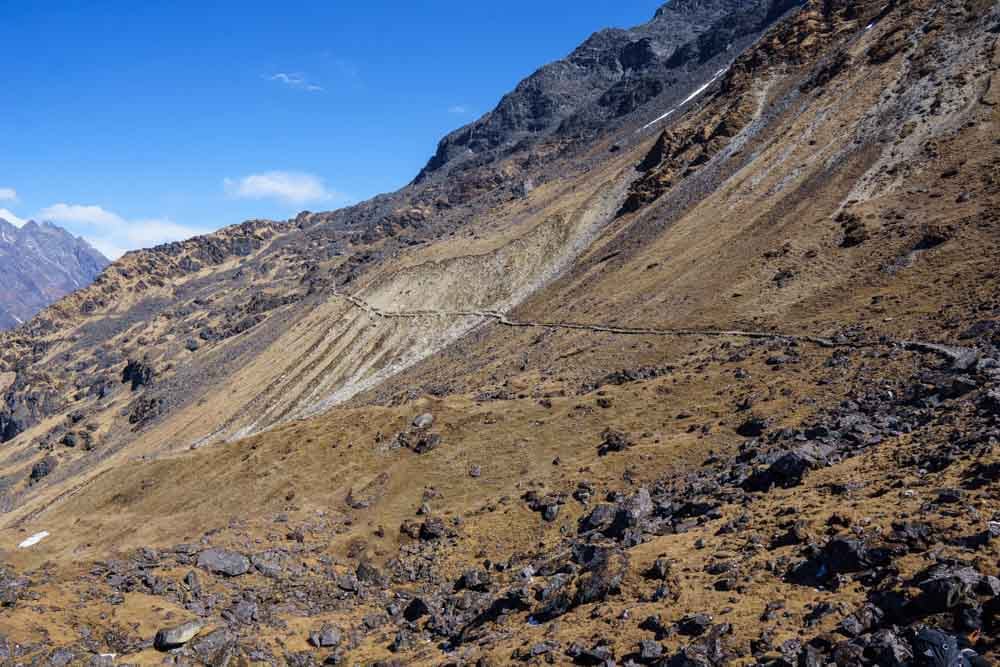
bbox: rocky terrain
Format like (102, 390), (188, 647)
(1, 0), (999, 664)
(0, 219), (108, 330)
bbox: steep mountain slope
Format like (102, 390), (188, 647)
(415, 0), (805, 182)
(0, 0), (809, 499)
(1, 0), (999, 664)
(0, 219), (108, 329)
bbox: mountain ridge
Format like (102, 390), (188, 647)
(414, 0), (806, 183)
(0, 218), (108, 330)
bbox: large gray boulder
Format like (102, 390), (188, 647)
(197, 549), (250, 577)
(154, 620), (203, 650)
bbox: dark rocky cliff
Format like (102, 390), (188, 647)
(414, 0), (806, 182)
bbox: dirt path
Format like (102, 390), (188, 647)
(331, 289), (978, 364)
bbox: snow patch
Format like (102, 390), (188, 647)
(680, 67), (728, 106)
(640, 67), (729, 132)
(641, 108), (678, 131)
(18, 531), (50, 548)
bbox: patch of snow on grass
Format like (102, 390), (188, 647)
(18, 531), (50, 548)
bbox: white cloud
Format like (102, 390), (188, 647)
(121, 219), (204, 246)
(448, 105), (469, 114)
(0, 188), (17, 202)
(39, 203), (204, 259)
(0, 208), (27, 227)
(267, 72), (324, 92)
(40, 203), (125, 227)
(224, 171), (337, 205)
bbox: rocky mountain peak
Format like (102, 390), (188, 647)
(413, 0), (805, 184)
(0, 219), (109, 329)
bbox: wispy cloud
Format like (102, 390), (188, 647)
(448, 105), (469, 115)
(39, 203), (204, 259)
(267, 72), (324, 92)
(40, 203), (125, 227)
(0, 187), (17, 202)
(0, 208), (26, 227)
(224, 171), (340, 206)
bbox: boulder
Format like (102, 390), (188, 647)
(412, 433), (441, 454)
(29, 456), (58, 483)
(598, 429), (632, 456)
(866, 629), (913, 665)
(668, 623), (732, 665)
(890, 521), (933, 551)
(678, 613), (713, 637)
(121, 359), (154, 390)
(736, 415), (769, 437)
(639, 639), (664, 662)
(45, 649), (79, 666)
(619, 488), (653, 527)
(824, 537), (891, 574)
(356, 561), (385, 586)
(197, 549), (250, 577)
(458, 568), (491, 592)
(338, 573), (360, 592)
(573, 547), (629, 607)
(570, 642), (615, 664)
(419, 517), (447, 541)
(191, 628), (237, 665)
(412, 413), (435, 430)
(743, 443), (833, 491)
(917, 565), (985, 612)
(579, 504), (618, 533)
(251, 550), (286, 578)
(225, 599), (258, 625)
(788, 537), (893, 585)
(154, 620), (203, 650)
(403, 597), (431, 622)
(534, 547), (629, 621)
(308, 624), (343, 648)
(183, 570), (202, 597)
(839, 603), (885, 637)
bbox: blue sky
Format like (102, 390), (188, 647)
(0, 1), (662, 258)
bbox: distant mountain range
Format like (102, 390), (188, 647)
(0, 218), (108, 329)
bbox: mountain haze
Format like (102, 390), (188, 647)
(1, 0), (999, 664)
